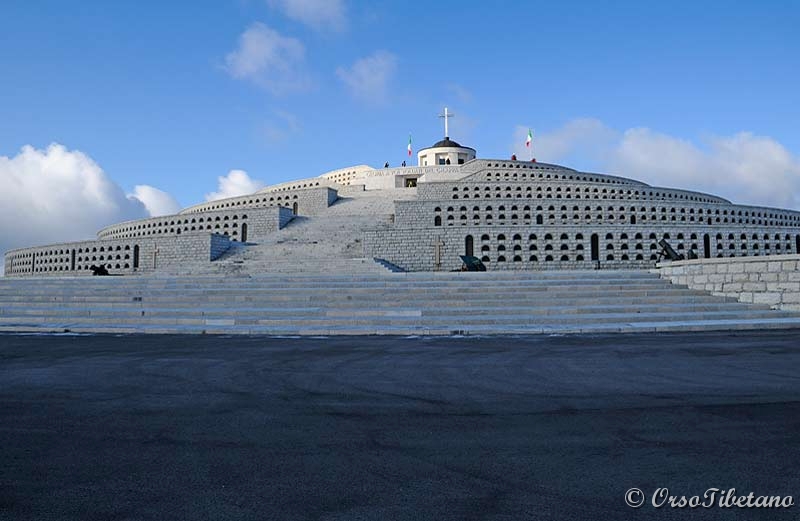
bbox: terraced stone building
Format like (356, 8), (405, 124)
(5, 136), (800, 276)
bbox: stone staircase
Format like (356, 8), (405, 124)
(205, 193), (404, 275)
(3, 270), (800, 335)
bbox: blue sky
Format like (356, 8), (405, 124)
(1, 0), (800, 258)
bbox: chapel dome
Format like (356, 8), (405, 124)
(431, 137), (463, 148)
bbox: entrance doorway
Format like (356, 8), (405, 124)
(703, 233), (711, 258)
(292, 202), (298, 215)
(404, 178), (417, 188)
(465, 235), (474, 257)
(241, 223), (248, 242)
(590, 234), (599, 261)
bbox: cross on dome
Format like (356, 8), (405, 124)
(438, 107), (454, 139)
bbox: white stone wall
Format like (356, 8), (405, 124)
(656, 255), (800, 311)
(97, 206), (292, 242)
(367, 201), (800, 273)
(178, 186), (335, 217)
(417, 145), (475, 167)
(3, 234), (233, 277)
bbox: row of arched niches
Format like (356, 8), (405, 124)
(459, 231), (800, 265)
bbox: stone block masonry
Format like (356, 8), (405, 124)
(177, 186), (336, 217)
(656, 254), (800, 311)
(3, 234), (234, 277)
(97, 205), (294, 242)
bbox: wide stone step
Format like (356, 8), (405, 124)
(0, 287), (685, 299)
(0, 278), (670, 291)
(0, 300), (772, 319)
(0, 285), (727, 301)
(4, 317), (800, 336)
(2, 269), (799, 335)
(0, 308), (793, 328)
(0, 279), (680, 291)
(0, 269), (663, 282)
(0, 290), (721, 307)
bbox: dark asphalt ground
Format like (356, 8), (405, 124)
(1, 331), (799, 521)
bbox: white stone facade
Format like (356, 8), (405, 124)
(5, 150), (800, 277)
(417, 144), (476, 167)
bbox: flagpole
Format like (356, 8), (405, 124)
(529, 129), (533, 162)
(526, 128), (533, 162)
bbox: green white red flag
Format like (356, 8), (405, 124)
(408, 134), (412, 156)
(526, 128), (533, 148)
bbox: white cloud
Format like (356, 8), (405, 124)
(523, 120), (800, 209)
(512, 119), (617, 163)
(611, 129), (800, 209)
(336, 50), (396, 104)
(266, 0), (347, 31)
(224, 22), (310, 94)
(128, 185), (181, 216)
(445, 83), (472, 104)
(0, 144), (177, 272)
(205, 170), (265, 201)
(261, 109), (301, 144)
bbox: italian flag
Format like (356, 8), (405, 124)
(526, 128), (533, 148)
(407, 134), (412, 156)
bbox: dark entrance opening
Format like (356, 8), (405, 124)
(590, 234), (599, 261)
(292, 202), (298, 215)
(536, 215), (543, 225)
(241, 223), (248, 242)
(796, 235), (800, 254)
(630, 215), (636, 224)
(133, 245), (140, 269)
(465, 235), (474, 257)
(70, 249), (76, 271)
(404, 178), (417, 187)
(434, 215), (441, 226)
(703, 233), (711, 258)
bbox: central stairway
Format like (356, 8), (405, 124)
(201, 191), (413, 275)
(2, 270), (800, 335)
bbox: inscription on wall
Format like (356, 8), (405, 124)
(363, 166), (459, 178)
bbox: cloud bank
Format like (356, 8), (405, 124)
(515, 120), (800, 209)
(0, 144), (176, 271)
(205, 170), (265, 201)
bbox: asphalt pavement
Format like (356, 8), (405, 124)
(1, 331), (799, 520)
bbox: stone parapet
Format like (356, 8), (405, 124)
(656, 254), (800, 311)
